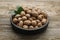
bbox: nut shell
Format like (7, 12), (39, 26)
(42, 18), (47, 24)
(24, 20), (31, 25)
(38, 15), (44, 20)
(22, 16), (27, 20)
(20, 11), (25, 16)
(23, 25), (28, 29)
(29, 26), (34, 29)
(19, 21), (23, 27)
(26, 14), (30, 18)
(37, 22), (42, 27)
(13, 18), (18, 23)
(31, 20), (37, 26)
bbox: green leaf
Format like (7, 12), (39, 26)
(14, 6), (24, 15)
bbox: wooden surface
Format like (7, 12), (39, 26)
(0, 0), (60, 40)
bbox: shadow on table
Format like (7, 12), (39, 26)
(12, 29), (47, 40)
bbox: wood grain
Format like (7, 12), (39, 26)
(0, 0), (60, 40)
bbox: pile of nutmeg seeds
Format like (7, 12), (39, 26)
(13, 6), (47, 29)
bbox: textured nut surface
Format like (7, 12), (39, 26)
(37, 22), (42, 27)
(42, 18), (47, 24)
(38, 15), (44, 20)
(22, 16), (27, 20)
(26, 14), (30, 18)
(31, 10), (38, 17)
(29, 18), (33, 21)
(24, 20), (31, 25)
(20, 11), (25, 16)
(19, 21), (23, 27)
(18, 17), (22, 21)
(15, 14), (20, 18)
(13, 18), (18, 23)
(36, 20), (40, 23)
(31, 20), (37, 26)
(23, 25), (28, 29)
(27, 10), (32, 14)
(29, 26), (34, 29)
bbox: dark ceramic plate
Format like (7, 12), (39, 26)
(10, 15), (49, 34)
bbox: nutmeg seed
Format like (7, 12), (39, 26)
(18, 17), (22, 21)
(19, 21), (23, 27)
(38, 15), (44, 20)
(37, 22), (42, 27)
(13, 18), (18, 23)
(31, 10), (38, 17)
(23, 25), (28, 29)
(29, 26), (34, 29)
(22, 16), (27, 20)
(27, 10), (32, 14)
(42, 18), (47, 24)
(15, 14), (20, 18)
(31, 20), (37, 26)
(24, 20), (31, 25)
(26, 14), (30, 18)
(20, 11), (25, 16)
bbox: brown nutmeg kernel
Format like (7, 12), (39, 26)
(27, 10), (32, 14)
(23, 7), (29, 11)
(42, 18), (47, 24)
(23, 25), (28, 29)
(38, 15), (44, 20)
(29, 26), (34, 29)
(20, 11), (25, 16)
(29, 18), (33, 21)
(31, 10), (38, 17)
(31, 20), (37, 26)
(18, 17), (22, 21)
(15, 14), (20, 18)
(13, 18), (18, 23)
(25, 14), (30, 18)
(31, 17), (36, 20)
(37, 9), (42, 14)
(37, 22), (42, 27)
(24, 20), (31, 25)
(22, 16), (27, 20)
(36, 20), (40, 23)
(35, 26), (38, 28)
(19, 21), (23, 27)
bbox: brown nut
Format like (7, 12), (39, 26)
(29, 26), (34, 29)
(15, 14), (20, 18)
(37, 9), (42, 14)
(13, 18), (18, 23)
(38, 15), (44, 20)
(23, 7), (29, 11)
(20, 11), (25, 16)
(23, 25), (28, 29)
(31, 20), (37, 26)
(42, 18), (47, 24)
(29, 18), (33, 21)
(31, 17), (36, 20)
(24, 20), (31, 25)
(35, 26), (38, 28)
(22, 16), (27, 20)
(37, 22), (42, 27)
(27, 10), (32, 14)
(36, 20), (40, 23)
(26, 14), (30, 18)
(18, 17), (22, 21)
(19, 21), (23, 27)
(31, 10), (38, 17)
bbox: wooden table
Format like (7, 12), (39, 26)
(0, 0), (60, 40)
